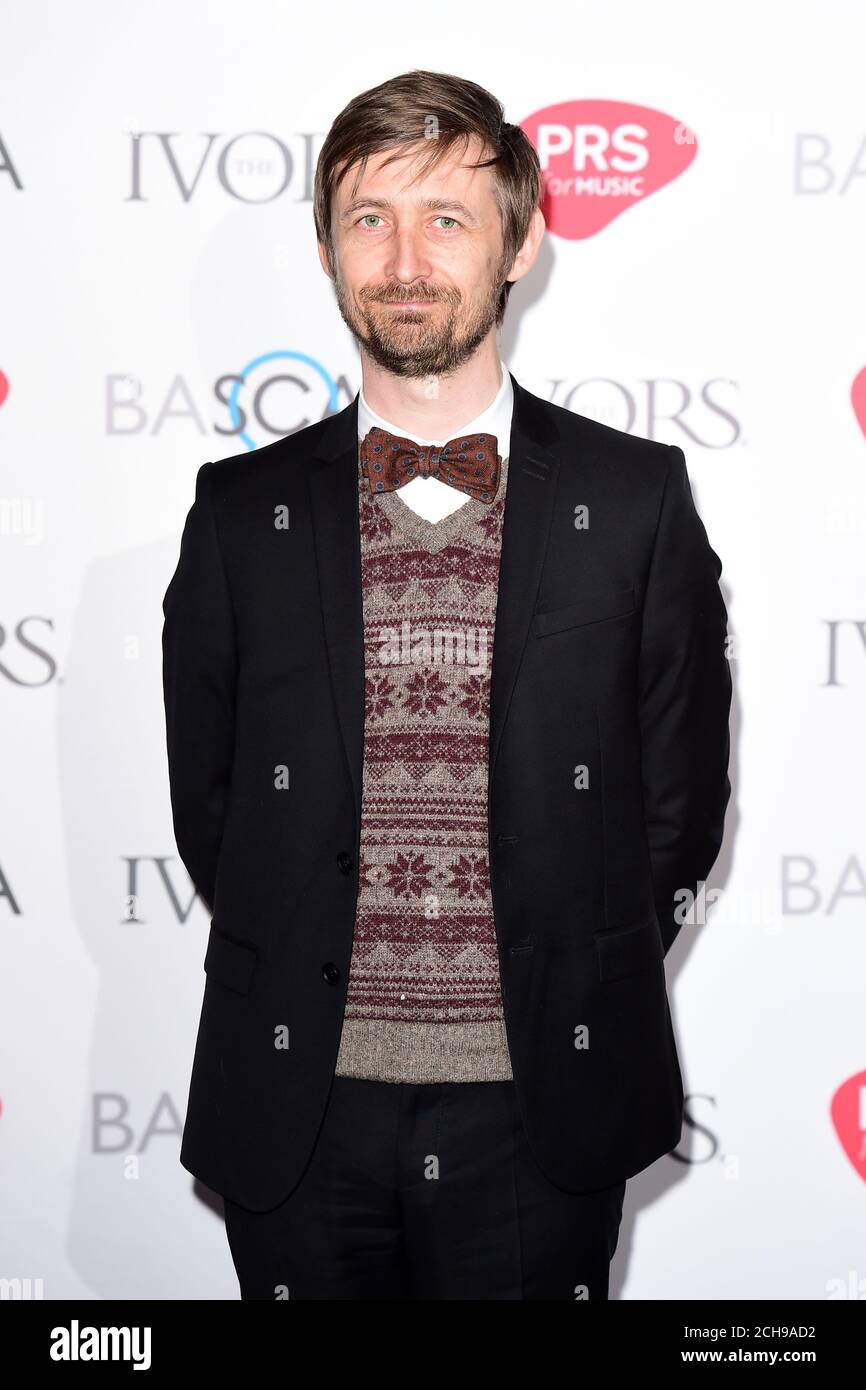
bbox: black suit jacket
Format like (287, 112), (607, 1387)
(162, 374), (732, 1212)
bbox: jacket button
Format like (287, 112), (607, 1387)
(336, 851), (353, 875)
(321, 962), (340, 985)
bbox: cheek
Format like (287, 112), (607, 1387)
(339, 241), (384, 285)
(459, 244), (501, 289)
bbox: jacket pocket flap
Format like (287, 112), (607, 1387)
(204, 921), (258, 995)
(594, 913), (664, 982)
(534, 585), (636, 637)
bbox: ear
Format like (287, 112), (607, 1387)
(316, 238), (335, 282)
(505, 207), (546, 286)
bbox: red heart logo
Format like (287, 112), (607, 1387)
(830, 1071), (866, 1182)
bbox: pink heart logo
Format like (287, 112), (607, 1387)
(0, 370), (9, 409)
(830, 1071), (866, 1182)
(520, 99), (698, 241)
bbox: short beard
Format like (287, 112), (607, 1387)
(332, 266), (506, 380)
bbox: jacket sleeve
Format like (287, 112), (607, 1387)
(161, 460), (238, 915)
(638, 444), (732, 956)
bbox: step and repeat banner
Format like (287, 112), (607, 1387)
(2, 0), (865, 1301)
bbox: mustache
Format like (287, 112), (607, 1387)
(360, 285), (460, 306)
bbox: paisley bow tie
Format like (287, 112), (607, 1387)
(360, 426), (501, 503)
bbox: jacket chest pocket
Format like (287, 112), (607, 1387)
(533, 585), (636, 637)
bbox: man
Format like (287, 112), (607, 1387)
(162, 69), (732, 1300)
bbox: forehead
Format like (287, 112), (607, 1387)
(333, 135), (496, 209)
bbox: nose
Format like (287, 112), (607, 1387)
(383, 222), (433, 288)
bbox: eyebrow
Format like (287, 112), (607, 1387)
(339, 195), (479, 225)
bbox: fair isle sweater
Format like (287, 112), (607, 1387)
(333, 445), (514, 1083)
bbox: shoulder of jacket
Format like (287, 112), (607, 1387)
(203, 410), (338, 492)
(556, 404), (670, 463)
(515, 379), (671, 471)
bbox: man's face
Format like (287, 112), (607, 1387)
(321, 136), (512, 379)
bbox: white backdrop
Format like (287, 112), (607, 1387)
(2, 0), (865, 1301)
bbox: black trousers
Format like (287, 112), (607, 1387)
(223, 1075), (626, 1300)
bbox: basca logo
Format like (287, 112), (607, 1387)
(50, 1320), (151, 1370)
(107, 352), (350, 450)
(830, 1071), (866, 1184)
(520, 99), (697, 239)
(793, 133), (866, 195)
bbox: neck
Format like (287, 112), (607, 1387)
(360, 339), (503, 437)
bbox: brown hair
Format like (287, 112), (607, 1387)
(313, 69), (541, 325)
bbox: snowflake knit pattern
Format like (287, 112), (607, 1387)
(333, 447), (514, 1083)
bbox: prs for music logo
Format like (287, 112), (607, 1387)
(851, 366), (866, 442)
(831, 1072), (866, 1185)
(520, 99), (697, 239)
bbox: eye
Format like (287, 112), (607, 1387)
(359, 214), (383, 228)
(434, 216), (460, 230)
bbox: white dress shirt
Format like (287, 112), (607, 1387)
(357, 359), (514, 521)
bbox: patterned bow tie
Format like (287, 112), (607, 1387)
(360, 426), (501, 503)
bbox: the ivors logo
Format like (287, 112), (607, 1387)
(520, 99), (698, 239)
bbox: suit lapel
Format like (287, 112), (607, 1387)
(308, 373), (562, 829)
(489, 376), (561, 776)
(308, 394), (366, 819)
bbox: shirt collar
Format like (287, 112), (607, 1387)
(357, 358), (513, 456)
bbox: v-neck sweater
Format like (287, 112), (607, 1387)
(332, 447), (514, 1083)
